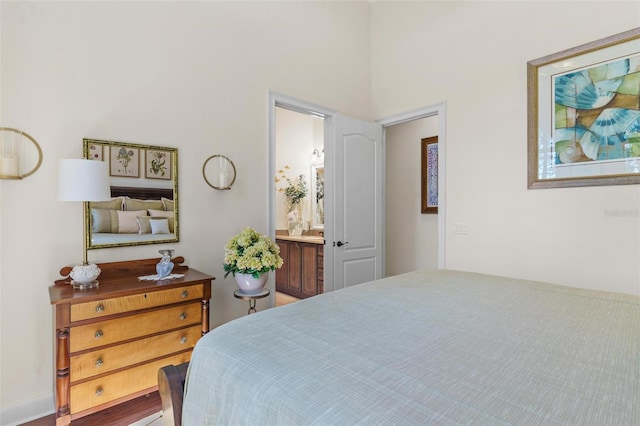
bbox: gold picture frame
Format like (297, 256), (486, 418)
(527, 28), (640, 189)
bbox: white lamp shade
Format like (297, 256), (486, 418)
(58, 159), (110, 201)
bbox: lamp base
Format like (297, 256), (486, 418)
(69, 263), (101, 289)
(72, 280), (99, 290)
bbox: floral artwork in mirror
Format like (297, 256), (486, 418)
(311, 164), (324, 229)
(146, 149), (172, 180)
(83, 138), (179, 249)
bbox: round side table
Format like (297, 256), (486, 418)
(234, 288), (270, 314)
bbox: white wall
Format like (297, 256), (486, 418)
(372, 1), (640, 295)
(0, 1), (370, 422)
(385, 116), (439, 276)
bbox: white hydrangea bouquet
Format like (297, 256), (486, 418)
(223, 227), (284, 279)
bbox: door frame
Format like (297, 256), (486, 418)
(268, 93), (447, 306)
(268, 92), (337, 305)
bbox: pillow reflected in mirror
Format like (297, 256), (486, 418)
(91, 208), (117, 233)
(150, 218), (170, 234)
(148, 209), (174, 233)
(117, 210), (148, 233)
(125, 198), (163, 211)
(89, 196), (124, 211)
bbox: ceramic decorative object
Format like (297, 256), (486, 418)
(276, 167), (308, 236)
(234, 272), (268, 294)
(70, 263), (101, 289)
(156, 249), (175, 278)
(287, 205), (303, 237)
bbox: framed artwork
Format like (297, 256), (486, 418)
(87, 143), (103, 161)
(421, 136), (438, 214)
(109, 145), (140, 177)
(145, 149), (172, 180)
(527, 28), (640, 189)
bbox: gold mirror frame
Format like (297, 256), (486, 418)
(83, 138), (179, 249)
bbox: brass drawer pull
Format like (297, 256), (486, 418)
(181, 290), (189, 298)
(95, 330), (103, 339)
(95, 358), (104, 367)
(180, 313), (187, 320)
(180, 336), (187, 344)
(95, 304), (105, 312)
(95, 387), (104, 397)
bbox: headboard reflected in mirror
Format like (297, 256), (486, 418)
(83, 138), (179, 249)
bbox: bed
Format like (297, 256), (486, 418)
(89, 185), (175, 246)
(161, 269), (639, 425)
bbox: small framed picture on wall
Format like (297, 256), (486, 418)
(421, 136), (438, 214)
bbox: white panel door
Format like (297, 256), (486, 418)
(331, 114), (383, 290)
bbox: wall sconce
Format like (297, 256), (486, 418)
(0, 127), (43, 179)
(312, 148), (324, 164)
(202, 155), (236, 190)
(57, 159), (110, 289)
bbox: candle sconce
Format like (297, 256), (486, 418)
(0, 127), (43, 180)
(202, 154), (236, 190)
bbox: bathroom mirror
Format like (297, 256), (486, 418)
(83, 138), (179, 249)
(310, 164), (324, 229)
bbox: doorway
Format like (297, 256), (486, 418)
(379, 103), (447, 272)
(268, 94), (335, 307)
(268, 93), (446, 307)
(273, 106), (325, 305)
(384, 116), (439, 276)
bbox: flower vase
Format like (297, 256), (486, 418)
(234, 273), (268, 294)
(287, 204), (303, 237)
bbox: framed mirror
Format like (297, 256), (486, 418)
(83, 138), (178, 249)
(310, 164), (324, 229)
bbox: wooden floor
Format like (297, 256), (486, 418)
(276, 291), (299, 306)
(23, 294), (299, 426)
(20, 392), (162, 426)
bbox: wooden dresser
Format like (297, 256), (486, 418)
(48, 257), (213, 426)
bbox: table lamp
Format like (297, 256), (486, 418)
(57, 159), (110, 289)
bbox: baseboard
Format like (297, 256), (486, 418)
(0, 393), (54, 426)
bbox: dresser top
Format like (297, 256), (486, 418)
(50, 257), (214, 305)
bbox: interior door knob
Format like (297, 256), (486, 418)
(336, 241), (349, 247)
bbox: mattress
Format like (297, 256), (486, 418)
(183, 269), (639, 425)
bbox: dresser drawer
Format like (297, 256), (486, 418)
(70, 325), (201, 382)
(70, 302), (201, 353)
(70, 351), (192, 415)
(71, 284), (204, 321)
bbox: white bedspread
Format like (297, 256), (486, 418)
(91, 232), (175, 245)
(183, 270), (639, 425)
